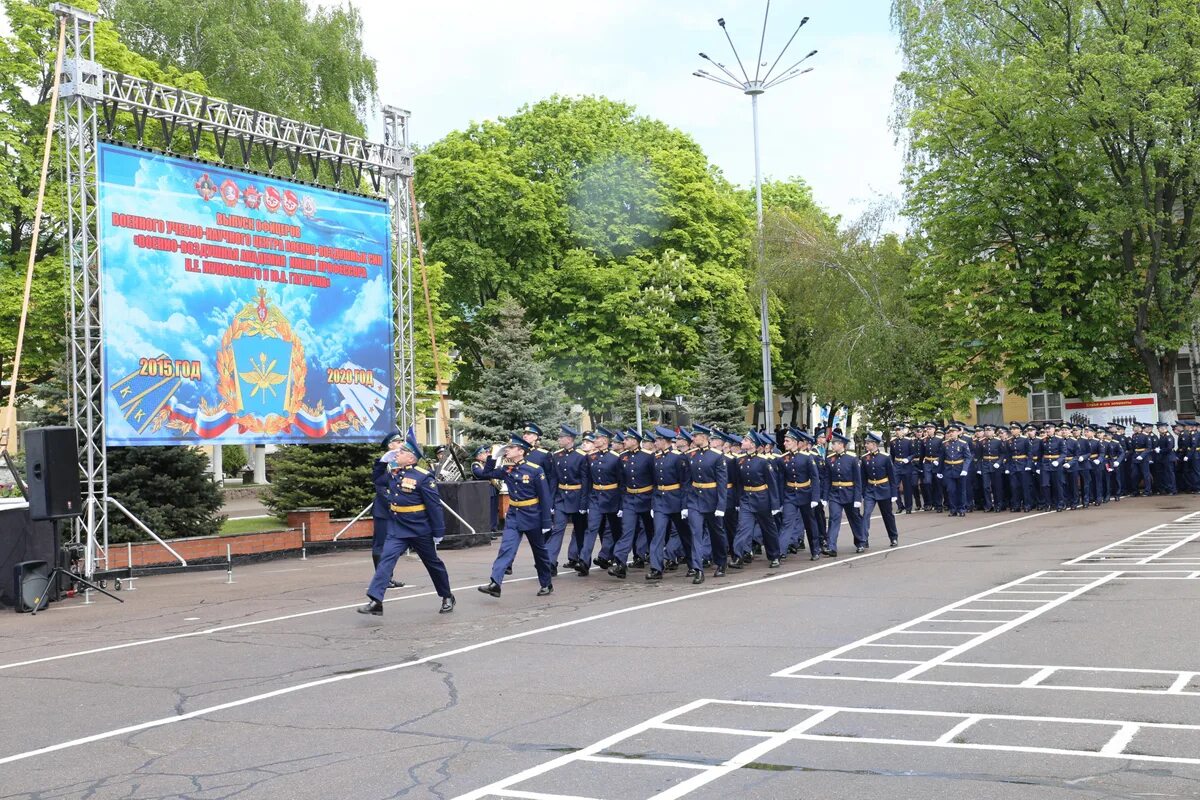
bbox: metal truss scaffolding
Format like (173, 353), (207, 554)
(50, 4), (416, 578)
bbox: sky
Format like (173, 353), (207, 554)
(356, 0), (905, 226)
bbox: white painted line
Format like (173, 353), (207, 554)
(1167, 672), (1195, 693)
(655, 723), (776, 738)
(0, 514), (1052, 767)
(935, 715), (982, 744)
(1020, 667), (1058, 687)
(452, 699), (712, 800)
(1099, 723), (1141, 755)
(1064, 523), (1169, 564)
(0, 576), (535, 673)
(860, 643), (956, 649)
(644, 709), (840, 800)
(783, 674), (1200, 698)
(828, 658), (924, 665)
(578, 755), (709, 771)
(496, 791), (602, 800)
(892, 572), (1119, 682)
(892, 631), (989, 636)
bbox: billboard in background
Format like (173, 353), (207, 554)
(97, 142), (394, 446)
(1063, 393), (1159, 427)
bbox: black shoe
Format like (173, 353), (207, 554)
(890, 539), (898, 547)
(357, 598), (383, 616)
(439, 595), (455, 613)
(551, 564), (559, 577)
(646, 569), (663, 581)
(855, 546), (865, 553)
(713, 567), (726, 577)
(686, 568), (697, 577)
(692, 570), (705, 585)
(826, 550), (838, 557)
(798, 540), (806, 550)
(769, 558), (781, 569)
(742, 554), (754, 565)
(752, 544), (763, 555)
(728, 560), (743, 570)
(388, 580), (405, 589)
(664, 559), (678, 572)
(787, 545), (799, 555)
(593, 557), (612, 569)
(574, 564), (590, 577)
(608, 563), (627, 579)
(477, 581), (501, 598)
(505, 566), (513, 575)
(632, 557), (646, 568)
(537, 584), (553, 596)
(810, 553), (820, 561)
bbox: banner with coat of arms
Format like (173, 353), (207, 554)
(97, 142), (394, 446)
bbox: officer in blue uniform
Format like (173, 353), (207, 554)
(735, 430), (784, 568)
(780, 427), (822, 559)
(471, 444), (500, 532)
(922, 422), (945, 513)
(358, 428), (453, 616)
(683, 424), (727, 581)
(980, 425), (1006, 511)
(550, 425), (590, 575)
(476, 434), (554, 598)
(940, 422), (974, 517)
(520, 422), (556, 496)
(861, 432), (899, 547)
(578, 427), (623, 575)
(1040, 423), (1066, 511)
(890, 423), (919, 513)
(1130, 422), (1153, 496)
(370, 431), (407, 588)
(1156, 421), (1178, 495)
(1008, 423), (1032, 512)
(823, 432), (863, 555)
(642, 426), (689, 579)
(612, 428), (656, 577)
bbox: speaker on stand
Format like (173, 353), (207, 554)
(22, 427), (121, 613)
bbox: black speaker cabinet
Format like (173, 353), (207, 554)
(12, 560), (50, 613)
(24, 427), (82, 521)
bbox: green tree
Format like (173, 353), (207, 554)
(101, 0), (377, 135)
(262, 443), (376, 519)
(690, 310), (747, 432)
(106, 446), (224, 542)
(455, 296), (568, 446)
(416, 95), (759, 414)
(221, 444), (247, 478)
(894, 0), (1200, 414)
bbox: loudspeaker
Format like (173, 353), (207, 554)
(12, 560), (50, 613)
(24, 427), (82, 521)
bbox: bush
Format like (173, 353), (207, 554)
(107, 447), (225, 543)
(262, 444), (378, 519)
(221, 444), (247, 477)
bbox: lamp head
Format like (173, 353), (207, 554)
(717, 17), (726, 27)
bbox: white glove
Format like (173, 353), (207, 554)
(434, 536), (444, 545)
(380, 450), (399, 464)
(993, 463), (1000, 469)
(853, 501), (862, 509)
(617, 510), (623, 518)
(1004, 470), (1010, 474)
(1024, 467), (1031, 472)
(649, 510), (655, 518)
(1136, 456), (1143, 462)
(772, 508), (782, 516)
(936, 473), (943, 479)
(1155, 447), (1161, 453)
(810, 501), (819, 508)
(891, 497), (897, 502)
(1186, 457), (1190, 462)
(541, 528), (550, 535)
(1113, 461), (1120, 467)
(1035, 469), (1041, 474)
(714, 510), (725, 518)
(681, 509), (689, 519)
(1052, 460), (1060, 467)
(580, 508), (588, 515)
(960, 470), (967, 477)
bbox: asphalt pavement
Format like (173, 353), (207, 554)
(2, 496), (1199, 799)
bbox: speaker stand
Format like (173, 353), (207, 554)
(31, 521), (123, 614)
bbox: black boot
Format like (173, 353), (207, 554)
(357, 598), (383, 616)
(646, 569), (663, 581)
(692, 569), (705, 585)
(439, 595), (456, 613)
(477, 581), (501, 597)
(608, 563), (628, 579)
(537, 584), (554, 596)
(388, 579), (405, 589)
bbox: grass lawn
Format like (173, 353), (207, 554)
(220, 516), (287, 536)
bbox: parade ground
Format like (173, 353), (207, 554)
(3, 497), (1200, 799)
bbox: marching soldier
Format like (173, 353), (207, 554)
(358, 428), (453, 616)
(1008, 423), (1032, 512)
(735, 430), (784, 568)
(1156, 421), (1178, 495)
(645, 426), (694, 580)
(861, 433), (899, 547)
(611, 427), (655, 578)
(823, 432), (864, 555)
(520, 422), (557, 495)
(922, 422), (945, 513)
(939, 422), (973, 517)
(1130, 421), (1153, 496)
(578, 426), (623, 574)
(471, 444), (500, 532)
(890, 422), (919, 513)
(370, 432), (407, 588)
(781, 427), (822, 560)
(980, 424), (1005, 511)
(813, 426), (831, 548)
(550, 425), (590, 575)
(687, 424), (729, 579)
(476, 434), (555, 598)
(1041, 422), (1067, 511)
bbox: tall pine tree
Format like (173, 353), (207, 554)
(691, 311), (746, 432)
(457, 297), (568, 446)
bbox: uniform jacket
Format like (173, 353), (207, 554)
(739, 453), (781, 511)
(587, 448), (624, 514)
(940, 439), (973, 475)
(621, 449), (657, 513)
(922, 436), (945, 476)
(824, 452), (863, 505)
(525, 446), (556, 495)
(480, 457), (552, 530)
(687, 447), (727, 513)
(860, 451), (897, 500)
(890, 436), (919, 472)
(781, 450), (821, 505)
(653, 449), (691, 514)
(378, 461), (445, 539)
(1041, 436), (1065, 471)
(552, 447), (590, 514)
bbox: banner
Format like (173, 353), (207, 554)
(1063, 393), (1159, 427)
(97, 143), (394, 446)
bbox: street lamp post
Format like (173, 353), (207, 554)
(694, 3), (817, 431)
(635, 383), (662, 435)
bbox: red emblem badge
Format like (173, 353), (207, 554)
(194, 173), (217, 201)
(282, 190), (299, 216)
(264, 186), (281, 214)
(219, 179), (240, 208)
(243, 185), (261, 210)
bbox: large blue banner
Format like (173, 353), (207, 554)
(97, 143), (395, 446)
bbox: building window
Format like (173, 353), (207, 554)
(1029, 380), (1062, 421)
(449, 408), (465, 445)
(1178, 355), (1196, 415)
(424, 415), (440, 446)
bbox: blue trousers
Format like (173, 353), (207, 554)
(736, 504), (782, 559)
(368, 531), (451, 601)
(551, 501), (587, 566)
(781, 500), (818, 551)
(615, 510), (653, 563)
(895, 468), (915, 512)
(490, 521), (553, 587)
(371, 516), (388, 563)
(648, 511), (686, 571)
(1041, 470), (1065, 510)
(580, 510), (620, 565)
(689, 510), (724, 569)
(826, 500), (863, 551)
(942, 473), (965, 514)
(1160, 460), (1178, 494)
(1132, 455), (1152, 495)
(862, 496), (897, 542)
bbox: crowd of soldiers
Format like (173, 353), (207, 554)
(357, 416), (1197, 615)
